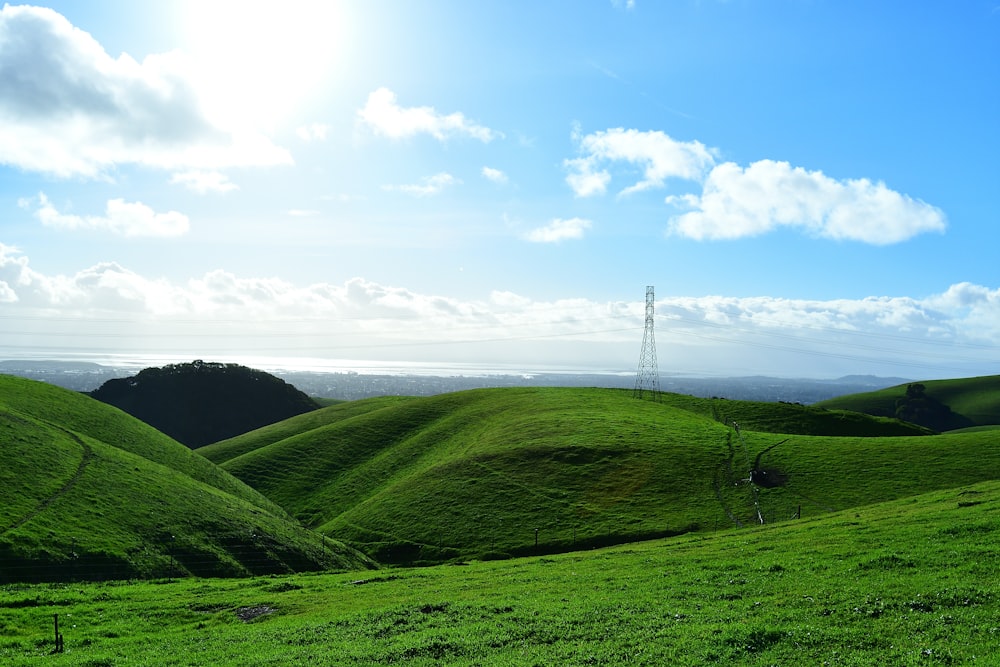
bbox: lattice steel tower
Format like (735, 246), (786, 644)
(633, 286), (661, 400)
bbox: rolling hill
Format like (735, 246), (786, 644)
(199, 387), (998, 565)
(814, 374), (1000, 432)
(0, 374), (373, 582)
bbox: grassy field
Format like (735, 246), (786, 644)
(0, 375), (373, 581)
(4, 374), (1000, 663)
(198, 387), (1000, 565)
(198, 395), (414, 465)
(2, 479), (997, 665)
(815, 374), (1000, 431)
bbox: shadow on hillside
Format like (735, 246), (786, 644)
(894, 383), (975, 432)
(356, 525), (701, 567)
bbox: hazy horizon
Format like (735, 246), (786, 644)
(0, 351), (940, 385)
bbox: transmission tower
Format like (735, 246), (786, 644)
(633, 285), (661, 400)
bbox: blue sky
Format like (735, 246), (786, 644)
(1, 1), (998, 378)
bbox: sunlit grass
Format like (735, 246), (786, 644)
(816, 374), (1000, 430)
(0, 375), (373, 581)
(206, 387), (1000, 564)
(2, 480), (997, 665)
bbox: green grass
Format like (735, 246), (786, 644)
(5, 375), (1000, 663)
(0, 375), (373, 581)
(2, 480), (997, 665)
(197, 395), (415, 465)
(649, 392), (932, 436)
(205, 387), (1000, 564)
(0, 375), (280, 514)
(816, 374), (1000, 430)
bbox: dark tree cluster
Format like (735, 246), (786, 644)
(90, 360), (319, 448)
(893, 383), (966, 433)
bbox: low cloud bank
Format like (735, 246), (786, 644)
(0, 245), (994, 378)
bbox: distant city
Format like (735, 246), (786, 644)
(0, 359), (910, 404)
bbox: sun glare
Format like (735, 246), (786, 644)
(177, 0), (348, 130)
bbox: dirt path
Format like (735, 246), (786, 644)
(0, 424), (94, 537)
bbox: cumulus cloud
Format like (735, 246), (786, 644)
(357, 87), (503, 142)
(525, 217), (592, 243)
(0, 243), (179, 311)
(382, 172), (461, 197)
(565, 127), (715, 197)
(296, 123), (330, 142)
(0, 243), (996, 376)
(482, 166), (509, 184)
(0, 5), (291, 178)
(169, 170), (238, 194)
(667, 160), (947, 244)
(565, 125), (945, 246)
(27, 193), (190, 237)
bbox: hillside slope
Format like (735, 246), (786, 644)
(3, 480), (997, 664)
(814, 374), (1000, 431)
(0, 375), (373, 582)
(90, 360), (319, 448)
(210, 387), (1000, 564)
(648, 392), (932, 436)
(198, 395), (416, 465)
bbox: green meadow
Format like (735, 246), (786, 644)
(0, 375), (372, 581)
(2, 480), (997, 665)
(3, 372), (1000, 664)
(816, 375), (1000, 432)
(200, 386), (996, 564)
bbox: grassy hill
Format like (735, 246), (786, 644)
(0, 375), (373, 582)
(3, 479), (997, 665)
(198, 395), (415, 465)
(202, 387), (997, 564)
(635, 392), (933, 437)
(815, 374), (1000, 431)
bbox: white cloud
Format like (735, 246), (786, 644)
(296, 123), (330, 142)
(482, 166), (509, 184)
(564, 126), (945, 246)
(0, 243), (996, 376)
(287, 209), (320, 217)
(565, 127), (715, 197)
(29, 193), (190, 238)
(0, 243), (179, 311)
(357, 87), (503, 142)
(382, 172), (461, 197)
(170, 170), (239, 194)
(667, 160), (947, 244)
(0, 280), (16, 302)
(564, 161), (612, 198)
(489, 290), (533, 308)
(0, 5), (291, 178)
(525, 217), (593, 243)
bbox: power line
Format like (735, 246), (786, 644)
(633, 286), (660, 399)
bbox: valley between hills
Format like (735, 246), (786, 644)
(1, 362), (998, 664)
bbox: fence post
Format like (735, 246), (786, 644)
(53, 614), (64, 653)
